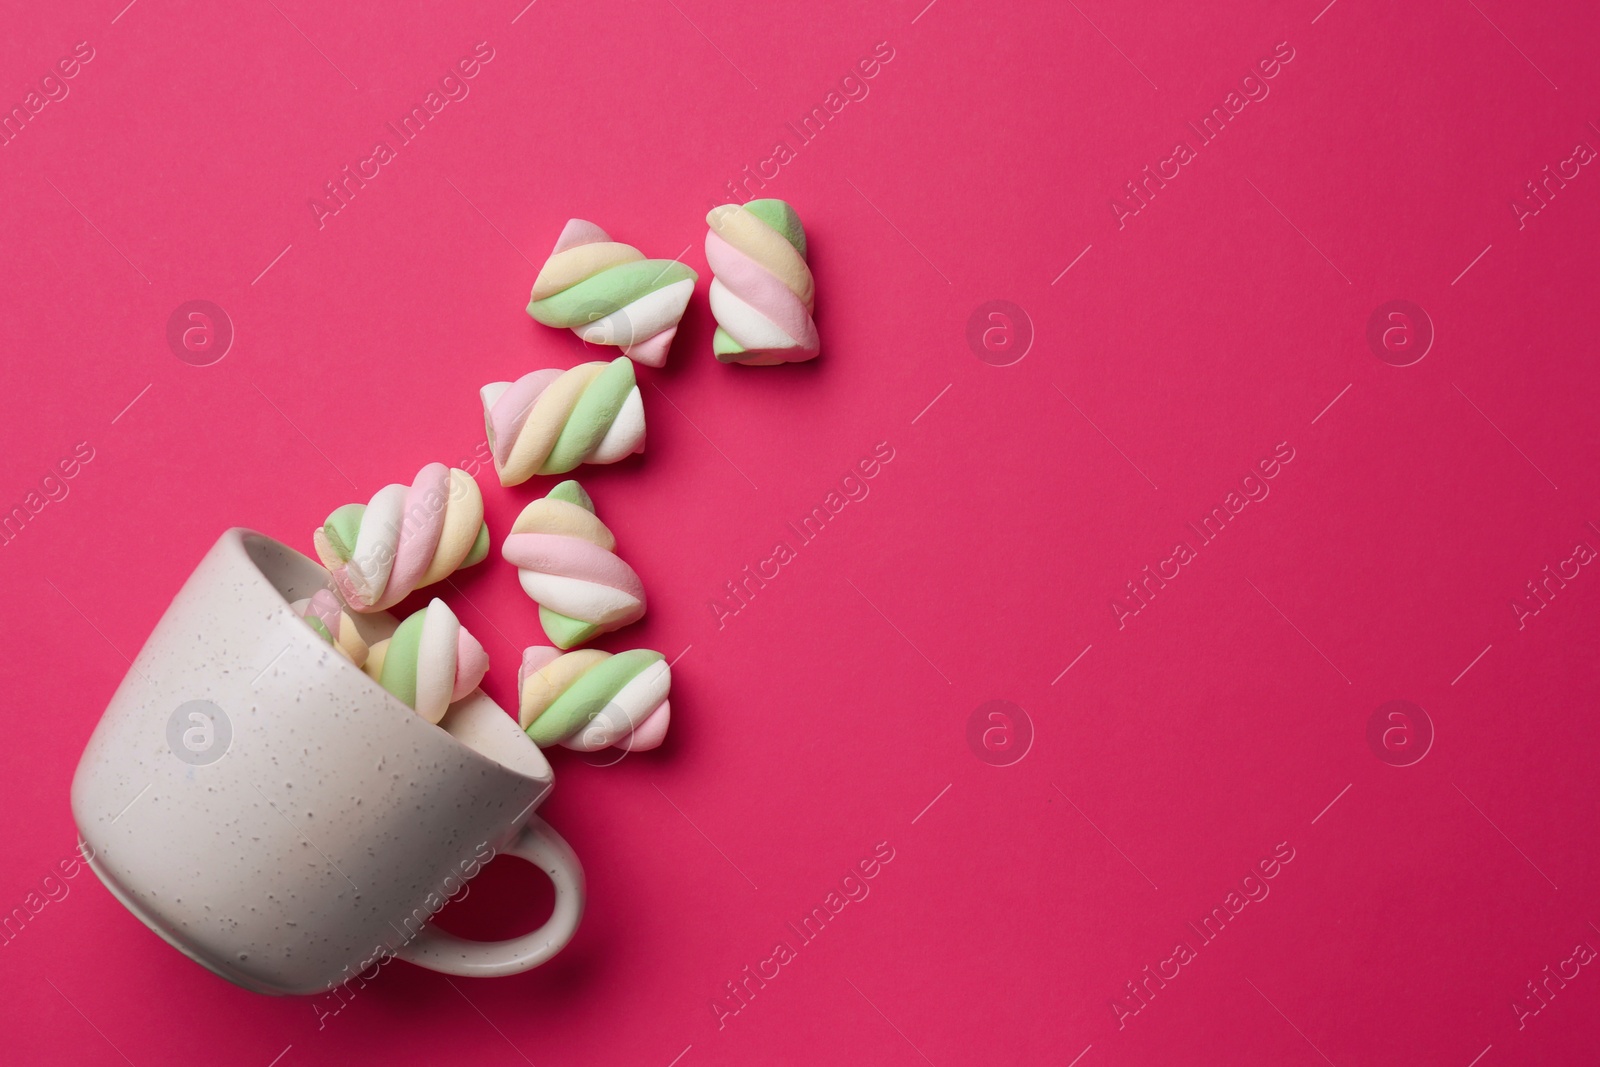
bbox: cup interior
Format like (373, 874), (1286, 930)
(236, 530), (550, 786)
(242, 529), (343, 603)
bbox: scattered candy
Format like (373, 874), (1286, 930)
(517, 645), (670, 752)
(526, 219), (697, 368)
(480, 356), (645, 485)
(705, 199), (818, 365)
(314, 464), (490, 613)
(502, 480), (645, 649)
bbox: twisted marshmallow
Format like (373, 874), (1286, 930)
(526, 219), (698, 368)
(314, 463), (490, 612)
(706, 199), (818, 365)
(517, 646), (670, 752)
(292, 589), (369, 667)
(502, 480), (645, 649)
(480, 356), (645, 485)
(364, 599), (489, 724)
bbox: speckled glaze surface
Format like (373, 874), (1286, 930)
(69, 529), (583, 996)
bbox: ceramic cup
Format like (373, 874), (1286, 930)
(70, 529), (584, 995)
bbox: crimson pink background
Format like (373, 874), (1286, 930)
(4, 1), (1600, 1064)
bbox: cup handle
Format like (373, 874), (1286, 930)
(393, 815), (585, 977)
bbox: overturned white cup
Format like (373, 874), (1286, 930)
(70, 529), (584, 995)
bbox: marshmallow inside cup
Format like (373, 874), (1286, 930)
(294, 592), (488, 726)
(250, 527), (539, 781)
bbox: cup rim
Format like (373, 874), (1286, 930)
(225, 527), (551, 787)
